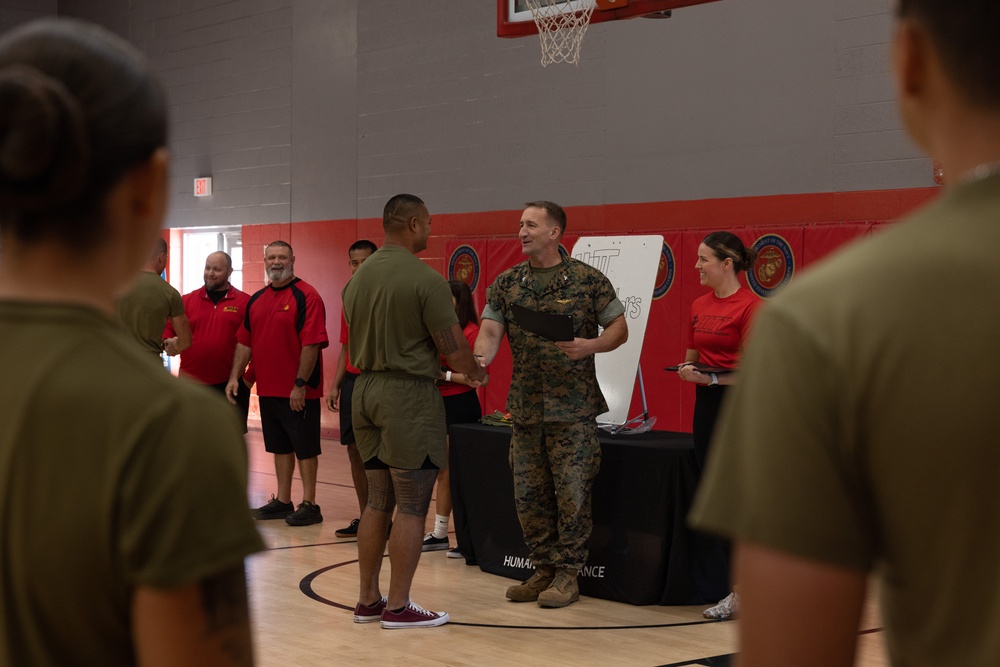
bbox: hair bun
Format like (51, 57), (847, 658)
(0, 64), (88, 212)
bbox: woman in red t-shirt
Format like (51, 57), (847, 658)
(676, 231), (760, 621)
(422, 281), (487, 558)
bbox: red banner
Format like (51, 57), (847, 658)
(445, 225), (872, 433)
(633, 232), (686, 430)
(802, 222), (871, 268)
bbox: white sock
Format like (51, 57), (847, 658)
(432, 514), (449, 539)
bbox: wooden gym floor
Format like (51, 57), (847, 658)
(243, 429), (888, 666)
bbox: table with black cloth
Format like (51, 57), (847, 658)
(448, 423), (706, 606)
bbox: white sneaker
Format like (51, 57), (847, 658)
(703, 591), (739, 620)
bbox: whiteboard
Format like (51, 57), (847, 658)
(571, 235), (662, 426)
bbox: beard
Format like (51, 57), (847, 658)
(204, 277), (227, 291)
(268, 266), (292, 283)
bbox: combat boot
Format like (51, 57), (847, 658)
(505, 565), (555, 602)
(537, 567), (579, 608)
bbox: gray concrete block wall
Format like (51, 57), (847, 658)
(290, 0), (358, 224)
(603, 0), (836, 204)
(349, 0), (929, 218)
(149, 0), (294, 228)
(3, 0), (928, 227)
(833, 0), (931, 190)
(354, 1), (615, 217)
(62, 0), (297, 229)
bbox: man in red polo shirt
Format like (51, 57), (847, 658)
(165, 251), (252, 429)
(227, 240), (329, 526)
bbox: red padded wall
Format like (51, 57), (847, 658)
(239, 187), (939, 435)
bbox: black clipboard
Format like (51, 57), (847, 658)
(665, 363), (734, 374)
(510, 304), (574, 342)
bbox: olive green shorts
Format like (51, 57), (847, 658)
(352, 371), (447, 470)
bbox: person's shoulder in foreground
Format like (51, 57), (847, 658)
(691, 176), (1000, 667)
(0, 16), (262, 665)
(688, 7), (1000, 661)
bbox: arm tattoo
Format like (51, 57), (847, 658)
(432, 326), (460, 355)
(199, 563), (254, 666)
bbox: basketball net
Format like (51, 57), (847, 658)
(524, 0), (597, 66)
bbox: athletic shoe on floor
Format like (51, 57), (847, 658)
(253, 495), (294, 520)
(446, 548), (464, 559)
(285, 500), (323, 526)
(422, 533), (449, 552)
(380, 600), (449, 629)
(703, 591), (739, 620)
(354, 597), (387, 623)
(336, 517), (360, 537)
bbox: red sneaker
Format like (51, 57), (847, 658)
(380, 599), (450, 629)
(353, 597), (386, 623)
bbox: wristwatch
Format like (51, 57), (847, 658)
(294, 378), (307, 388)
(708, 373), (719, 386)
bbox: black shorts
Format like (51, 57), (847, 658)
(443, 389), (482, 428)
(259, 396), (322, 460)
(208, 378), (251, 434)
(339, 372), (359, 445)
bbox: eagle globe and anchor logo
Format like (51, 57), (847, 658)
(652, 242), (675, 300)
(447, 245), (481, 290)
(747, 234), (794, 299)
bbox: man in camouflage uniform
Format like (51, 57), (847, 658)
(475, 201), (628, 608)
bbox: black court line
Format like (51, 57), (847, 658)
(287, 551), (883, 636)
(657, 655), (735, 667)
(299, 560), (728, 630)
(265, 541), (350, 551)
(296, 557), (883, 666)
(654, 627), (886, 667)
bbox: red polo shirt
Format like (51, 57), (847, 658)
(340, 308), (360, 375)
(237, 278), (328, 399)
(165, 285), (250, 385)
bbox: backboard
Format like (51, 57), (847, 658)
(497, 0), (720, 38)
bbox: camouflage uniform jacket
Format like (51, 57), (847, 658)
(486, 256), (619, 424)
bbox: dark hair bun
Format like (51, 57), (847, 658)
(0, 64), (88, 212)
(741, 245), (759, 272)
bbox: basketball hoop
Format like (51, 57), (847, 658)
(524, 0), (597, 66)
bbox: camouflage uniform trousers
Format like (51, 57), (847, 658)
(510, 420), (601, 571)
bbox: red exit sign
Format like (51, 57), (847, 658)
(194, 177), (213, 197)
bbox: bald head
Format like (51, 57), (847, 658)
(203, 251), (233, 291)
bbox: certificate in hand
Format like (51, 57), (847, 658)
(510, 304), (574, 342)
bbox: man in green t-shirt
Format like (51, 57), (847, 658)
(343, 194), (486, 629)
(117, 237), (191, 357)
(690, 2), (1000, 665)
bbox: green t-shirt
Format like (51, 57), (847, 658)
(116, 270), (185, 354)
(0, 301), (264, 666)
(343, 245), (458, 378)
(690, 174), (1000, 666)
